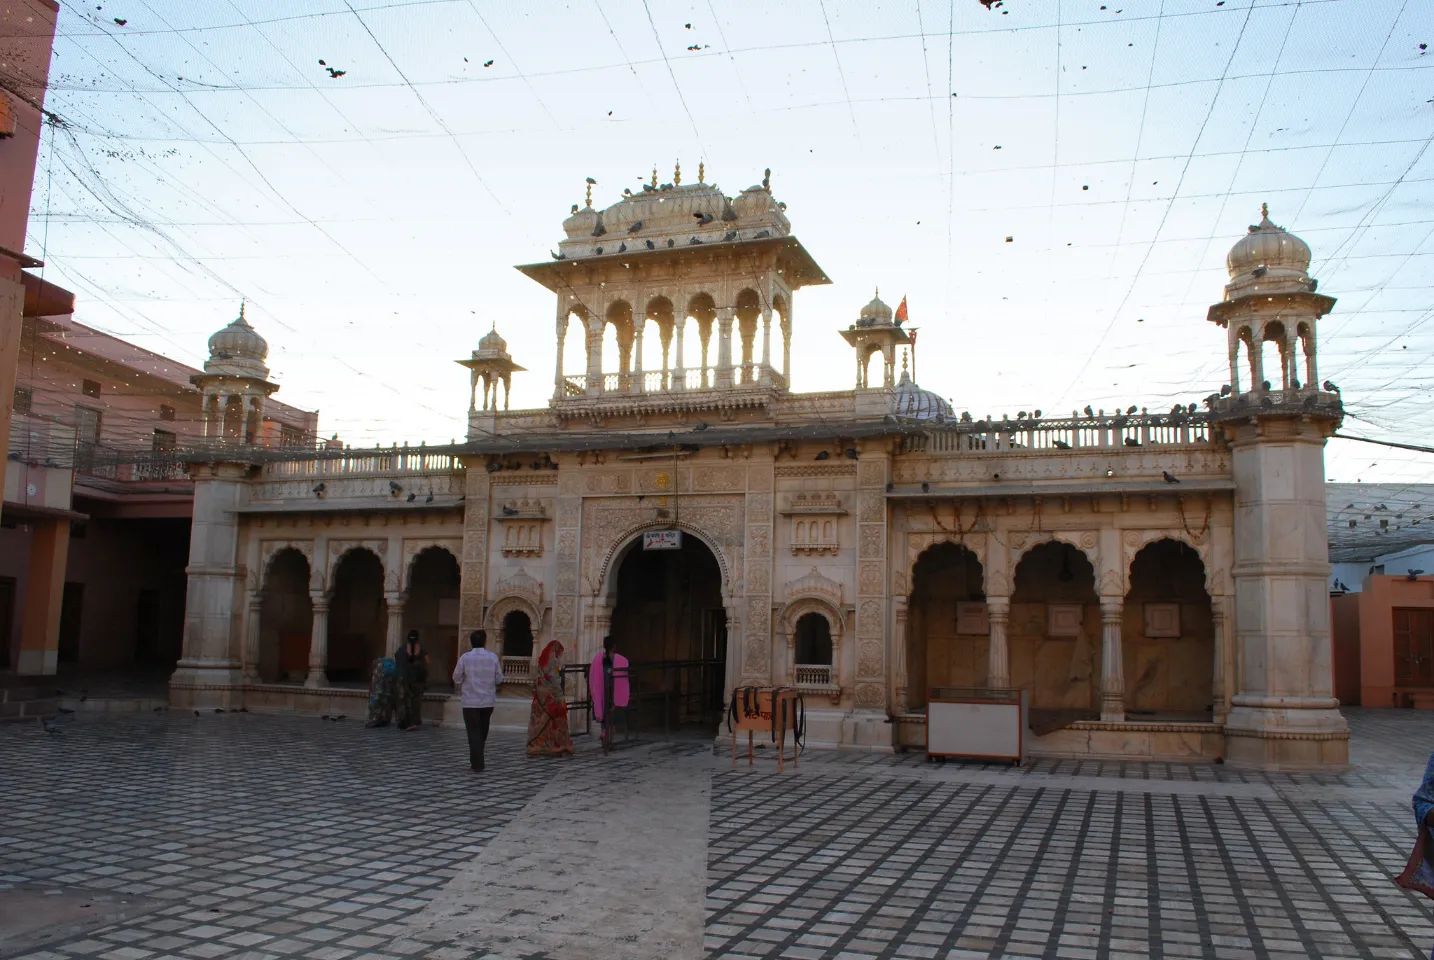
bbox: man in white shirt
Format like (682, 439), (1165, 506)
(452, 629), (504, 771)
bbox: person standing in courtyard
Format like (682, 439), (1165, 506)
(393, 629), (429, 731)
(453, 629), (504, 771)
(1398, 750), (1434, 958)
(526, 639), (574, 757)
(364, 653), (396, 727)
(589, 634), (629, 751)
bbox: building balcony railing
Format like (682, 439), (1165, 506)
(259, 446), (465, 479)
(501, 656), (534, 685)
(558, 363), (782, 400)
(907, 411), (1213, 455)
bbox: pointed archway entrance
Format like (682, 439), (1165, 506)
(608, 532), (727, 737)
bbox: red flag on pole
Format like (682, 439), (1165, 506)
(894, 295), (908, 324)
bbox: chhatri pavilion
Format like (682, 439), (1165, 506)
(170, 167), (1348, 769)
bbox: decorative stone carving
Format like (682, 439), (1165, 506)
(746, 494), (773, 519)
(858, 561), (883, 595)
(557, 531), (577, 559)
(786, 567), (843, 608)
(556, 568), (577, 594)
(747, 465), (773, 490)
(859, 491), (884, 523)
(496, 499), (549, 557)
(747, 564), (770, 596)
(557, 500), (580, 527)
(783, 492), (844, 555)
(692, 465), (744, 492)
(857, 638), (882, 678)
(555, 595), (576, 629)
(584, 471), (632, 494)
(858, 460), (886, 487)
(774, 463), (856, 478)
(748, 525), (771, 558)
(1080, 531), (1097, 550)
(859, 524), (884, 558)
(857, 598), (883, 636)
(854, 682), (884, 707)
(487, 567), (545, 632)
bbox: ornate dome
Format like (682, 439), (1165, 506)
(478, 327), (507, 355)
(858, 291), (893, 326)
(1226, 203), (1312, 283)
(201, 303), (272, 381)
(894, 369), (952, 421)
(208, 304), (268, 363)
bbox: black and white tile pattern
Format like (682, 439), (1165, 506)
(2, 709), (1432, 959)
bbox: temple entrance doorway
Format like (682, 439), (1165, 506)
(608, 532), (727, 737)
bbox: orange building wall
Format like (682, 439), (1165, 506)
(1355, 576), (1434, 708)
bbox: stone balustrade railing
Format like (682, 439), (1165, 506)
(260, 448), (465, 479)
(501, 656), (534, 684)
(560, 364), (779, 399)
(907, 412), (1212, 454)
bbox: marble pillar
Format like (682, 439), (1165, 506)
(987, 597), (1011, 689)
(306, 594), (329, 688)
(1099, 597), (1125, 722)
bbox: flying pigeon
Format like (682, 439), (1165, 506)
(325, 67), (346, 78)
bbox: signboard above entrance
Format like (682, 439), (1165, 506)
(643, 530), (682, 551)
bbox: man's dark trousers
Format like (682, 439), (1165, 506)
(463, 707), (493, 769)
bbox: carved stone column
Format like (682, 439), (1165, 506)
(716, 307), (734, 389)
(987, 596), (1011, 689)
(891, 596), (909, 714)
(633, 320), (645, 389)
(458, 469), (491, 661)
(1211, 595), (1229, 724)
(673, 321), (685, 391)
(553, 312), (566, 399)
(760, 306), (772, 382)
(385, 592), (406, 655)
(1099, 597), (1125, 721)
(242, 593), (262, 681)
(586, 326), (603, 395)
(306, 594), (329, 688)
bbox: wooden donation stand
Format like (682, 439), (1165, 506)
(729, 686), (802, 772)
(926, 686), (1028, 764)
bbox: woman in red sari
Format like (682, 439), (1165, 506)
(526, 640), (574, 757)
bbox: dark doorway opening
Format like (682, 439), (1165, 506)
(609, 533), (727, 736)
(58, 582), (84, 664)
(502, 610), (534, 659)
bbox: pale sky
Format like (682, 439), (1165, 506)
(27, 0), (1434, 483)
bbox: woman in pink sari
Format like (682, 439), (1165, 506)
(526, 640), (574, 757)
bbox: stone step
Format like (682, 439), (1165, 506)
(0, 697), (60, 722)
(0, 686), (62, 704)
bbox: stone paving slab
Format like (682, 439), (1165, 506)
(2, 709), (1433, 959)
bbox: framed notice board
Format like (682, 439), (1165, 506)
(926, 686), (1028, 764)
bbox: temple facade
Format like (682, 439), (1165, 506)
(169, 169), (1349, 769)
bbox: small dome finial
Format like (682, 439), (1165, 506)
(698, 160), (705, 183)
(585, 176), (596, 207)
(651, 166), (658, 188)
(1261, 202), (1269, 220)
(238, 299), (246, 323)
(674, 159), (681, 186)
(762, 167), (771, 190)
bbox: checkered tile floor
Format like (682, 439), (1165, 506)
(2, 709), (1432, 959)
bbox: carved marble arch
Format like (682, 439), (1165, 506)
(485, 594), (544, 643)
(326, 541), (386, 595)
(258, 541), (313, 592)
(402, 540), (462, 591)
(594, 521), (734, 604)
(901, 532), (988, 600)
(1120, 531), (1216, 597)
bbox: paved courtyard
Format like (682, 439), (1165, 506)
(1, 709), (1432, 960)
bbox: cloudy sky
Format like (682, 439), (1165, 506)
(26, 0), (1434, 482)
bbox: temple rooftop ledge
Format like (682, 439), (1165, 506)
(887, 478), (1235, 499)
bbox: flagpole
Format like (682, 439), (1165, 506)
(909, 328), (919, 383)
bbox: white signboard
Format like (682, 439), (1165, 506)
(643, 530), (682, 550)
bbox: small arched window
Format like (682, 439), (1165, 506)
(794, 612), (833, 665)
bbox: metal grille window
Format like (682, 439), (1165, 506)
(81, 379), (101, 398)
(13, 385), (31, 415)
(159, 404), (175, 422)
